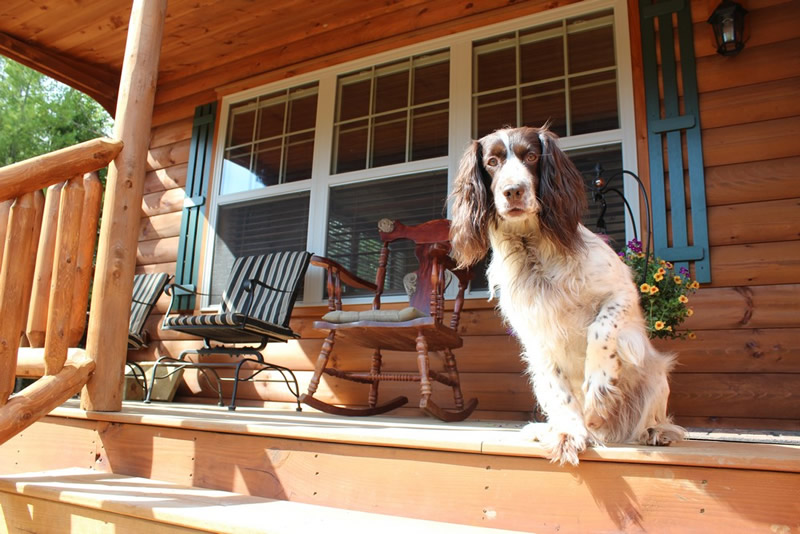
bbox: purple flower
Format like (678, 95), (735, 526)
(627, 239), (642, 253)
(680, 267), (690, 276)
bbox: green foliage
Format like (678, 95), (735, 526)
(620, 239), (699, 340)
(0, 57), (112, 167)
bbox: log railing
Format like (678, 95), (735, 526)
(0, 137), (122, 445)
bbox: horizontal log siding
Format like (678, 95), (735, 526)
(132, 0), (799, 427)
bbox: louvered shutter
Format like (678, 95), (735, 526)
(174, 102), (217, 310)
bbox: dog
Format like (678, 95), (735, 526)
(449, 126), (685, 465)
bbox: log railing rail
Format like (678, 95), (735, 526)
(0, 0), (166, 445)
(0, 138), (122, 444)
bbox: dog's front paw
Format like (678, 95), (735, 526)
(645, 423), (687, 446)
(522, 422), (587, 466)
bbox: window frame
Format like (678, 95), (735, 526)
(204, 0), (638, 308)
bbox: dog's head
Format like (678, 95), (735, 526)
(449, 126), (587, 267)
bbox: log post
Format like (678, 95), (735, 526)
(68, 173), (103, 346)
(0, 193), (38, 405)
(26, 182), (64, 348)
(0, 200), (12, 268)
(81, 0), (167, 411)
(44, 176), (85, 375)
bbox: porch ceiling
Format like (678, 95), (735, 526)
(0, 0), (573, 116)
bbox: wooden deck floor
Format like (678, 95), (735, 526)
(2, 400), (799, 532)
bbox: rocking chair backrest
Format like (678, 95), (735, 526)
(376, 219), (468, 320)
(221, 251), (311, 328)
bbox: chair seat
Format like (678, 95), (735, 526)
(314, 317), (462, 351)
(164, 312), (296, 344)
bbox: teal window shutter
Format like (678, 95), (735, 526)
(639, 0), (711, 283)
(174, 101), (217, 310)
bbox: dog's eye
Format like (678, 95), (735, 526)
(525, 152), (539, 164)
(486, 157), (499, 167)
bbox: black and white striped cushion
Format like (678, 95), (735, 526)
(220, 251), (311, 328)
(162, 312), (296, 343)
(128, 272), (169, 348)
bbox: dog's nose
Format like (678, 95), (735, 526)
(503, 184), (525, 200)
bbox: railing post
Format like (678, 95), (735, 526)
(81, 0), (168, 411)
(0, 193), (39, 405)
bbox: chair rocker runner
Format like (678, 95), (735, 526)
(144, 251), (312, 411)
(301, 219), (478, 422)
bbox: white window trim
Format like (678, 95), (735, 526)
(203, 0), (638, 308)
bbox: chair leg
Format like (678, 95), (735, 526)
(304, 331), (335, 399)
(368, 349), (382, 408)
(415, 330), (433, 409)
(230, 358), (302, 412)
(442, 348), (465, 410)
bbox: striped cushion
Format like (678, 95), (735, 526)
(162, 312), (296, 343)
(128, 272), (170, 347)
(221, 251), (311, 327)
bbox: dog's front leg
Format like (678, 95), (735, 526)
(582, 300), (628, 433)
(522, 354), (589, 466)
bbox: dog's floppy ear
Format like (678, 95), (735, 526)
(449, 140), (492, 268)
(536, 128), (587, 254)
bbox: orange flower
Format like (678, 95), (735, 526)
(679, 295), (689, 303)
(640, 283), (650, 293)
(674, 275), (683, 284)
(654, 273), (664, 282)
(654, 321), (665, 330)
(657, 267), (666, 276)
(649, 285), (659, 295)
(690, 281), (700, 289)
(688, 332), (697, 339)
(687, 308), (694, 317)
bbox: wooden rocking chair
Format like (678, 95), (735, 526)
(301, 219), (478, 422)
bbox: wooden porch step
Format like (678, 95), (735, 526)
(0, 468), (516, 533)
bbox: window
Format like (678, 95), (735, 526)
(472, 10), (618, 138)
(206, 0), (635, 305)
(333, 51), (449, 173)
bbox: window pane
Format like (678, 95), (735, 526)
(339, 77), (371, 121)
(521, 81), (567, 136)
(520, 30), (564, 84)
(570, 71), (618, 135)
(413, 59), (449, 105)
(568, 144), (626, 249)
(411, 103), (448, 160)
(568, 22), (615, 73)
(289, 92), (318, 132)
(253, 139), (281, 187)
(334, 119), (368, 173)
(227, 99), (257, 147)
(372, 111), (407, 167)
(210, 193), (310, 303)
(475, 89), (516, 138)
(327, 171), (448, 297)
(257, 101), (285, 141)
(284, 131), (314, 183)
(375, 64), (409, 113)
(221, 146), (257, 195)
(474, 35), (516, 93)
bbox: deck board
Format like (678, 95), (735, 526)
(48, 399), (800, 474)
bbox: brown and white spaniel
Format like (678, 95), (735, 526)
(450, 126), (685, 465)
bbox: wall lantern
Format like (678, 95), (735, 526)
(707, 0), (748, 56)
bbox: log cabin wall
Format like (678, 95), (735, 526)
(131, 0), (799, 428)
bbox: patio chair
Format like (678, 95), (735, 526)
(300, 219), (478, 422)
(144, 251), (312, 411)
(125, 272), (171, 399)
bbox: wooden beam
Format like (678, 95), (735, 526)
(0, 138), (123, 203)
(82, 0), (167, 412)
(0, 353), (94, 446)
(0, 31), (119, 115)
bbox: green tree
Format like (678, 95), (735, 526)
(0, 57), (112, 166)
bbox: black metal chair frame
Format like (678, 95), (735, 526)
(144, 253), (310, 411)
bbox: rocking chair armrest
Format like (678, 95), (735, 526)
(161, 282), (209, 328)
(310, 255), (378, 292)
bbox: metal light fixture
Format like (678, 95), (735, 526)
(707, 0), (748, 56)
